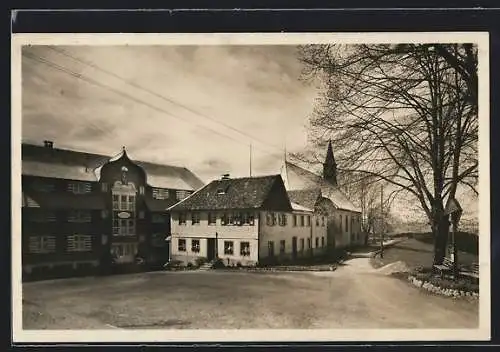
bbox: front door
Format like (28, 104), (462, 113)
(207, 238), (216, 261)
(292, 237), (298, 260)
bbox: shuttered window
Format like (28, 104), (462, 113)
(67, 182), (92, 194)
(67, 234), (92, 252)
(176, 190), (190, 201)
(152, 188), (170, 200)
(28, 235), (56, 253)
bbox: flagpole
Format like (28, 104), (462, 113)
(249, 143), (252, 177)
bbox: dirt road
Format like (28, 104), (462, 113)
(22, 258), (478, 329)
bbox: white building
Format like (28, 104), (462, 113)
(168, 174), (327, 266)
(281, 141), (364, 249)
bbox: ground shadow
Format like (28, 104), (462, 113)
(117, 319), (191, 329)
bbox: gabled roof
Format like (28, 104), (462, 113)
(169, 175), (290, 211)
(21, 143), (204, 191)
(281, 161), (361, 213)
(287, 189), (322, 210)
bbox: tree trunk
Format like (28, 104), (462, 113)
(432, 215), (450, 265)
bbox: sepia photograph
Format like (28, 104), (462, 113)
(11, 32), (490, 342)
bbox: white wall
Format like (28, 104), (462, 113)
(330, 210), (363, 248)
(170, 210), (259, 266)
(259, 210), (327, 262)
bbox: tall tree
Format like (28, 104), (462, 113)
(298, 43), (478, 265)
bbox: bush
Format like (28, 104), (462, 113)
(186, 262), (193, 269)
(195, 257), (208, 267)
(212, 258), (226, 269)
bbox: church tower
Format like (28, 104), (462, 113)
(323, 140), (337, 186)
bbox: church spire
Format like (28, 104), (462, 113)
(323, 140), (337, 186)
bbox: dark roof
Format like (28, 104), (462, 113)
(23, 191), (106, 210)
(21, 143), (204, 191)
(287, 189), (322, 210)
(169, 175), (289, 211)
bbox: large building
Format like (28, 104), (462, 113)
(281, 141), (364, 250)
(21, 141), (204, 279)
(168, 174), (328, 267)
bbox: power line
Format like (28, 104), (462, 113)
(46, 45), (285, 153)
(23, 51), (282, 160)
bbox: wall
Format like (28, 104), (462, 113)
(170, 210), (259, 266)
(258, 210), (327, 263)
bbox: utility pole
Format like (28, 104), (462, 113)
(249, 143), (252, 177)
(380, 184), (384, 259)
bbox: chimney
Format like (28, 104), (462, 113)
(221, 174), (230, 180)
(43, 140), (54, 148)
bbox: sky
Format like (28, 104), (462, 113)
(22, 45), (319, 184)
(21, 44), (478, 225)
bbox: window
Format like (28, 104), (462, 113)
(272, 213), (277, 226)
(266, 213), (273, 226)
(31, 210), (56, 222)
(307, 238), (311, 249)
(208, 213), (216, 225)
(300, 215), (305, 227)
(300, 238), (305, 251)
(111, 243), (138, 258)
(346, 216), (349, 232)
(32, 180), (55, 193)
(279, 213), (287, 226)
(139, 186), (145, 195)
(240, 242), (250, 256)
(306, 216), (311, 227)
(67, 182), (91, 194)
(112, 194), (135, 211)
(224, 241), (234, 255)
(152, 214), (164, 223)
(293, 215), (297, 227)
(152, 188), (170, 200)
(101, 183), (108, 192)
(268, 241), (275, 257)
(340, 215), (343, 231)
(242, 213), (255, 226)
(279, 240), (286, 254)
(221, 213), (227, 226)
(67, 234), (92, 252)
(315, 237), (319, 248)
(191, 239), (200, 253)
(321, 237), (325, 247)
(178, 238), (186, 252)
(28, 235), (56, 253)
(67, 210), (91, 223)
(176, 190), (190, 201)
(322, 216), (326, 227)
(112, 218), (135, 236)
(179, 213), (187, 225)
(316, 217), (320, 226)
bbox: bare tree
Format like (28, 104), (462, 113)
(298, 43), (478, 265)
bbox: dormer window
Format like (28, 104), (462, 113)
(176, 190), (190, 201)
(217, 188), (225, 195)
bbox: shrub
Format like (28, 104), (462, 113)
(186, 262), (193, 269)
(195, 257), (208, 267)
(212, 258), (226, 269)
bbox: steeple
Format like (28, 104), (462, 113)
(323, 140), (337, 186)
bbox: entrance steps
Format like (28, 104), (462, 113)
(198, 261), (214, 271)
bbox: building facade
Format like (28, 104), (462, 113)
(169, 174), (327, 267)
(21, 141), (204, 279)
(281, 141), (364, 250)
